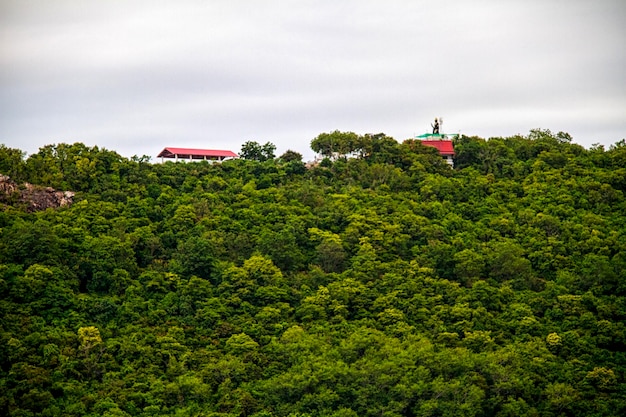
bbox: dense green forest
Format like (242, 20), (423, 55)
(1, 129), (625, 416)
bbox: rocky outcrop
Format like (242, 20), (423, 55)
(0, 174), (75, 212)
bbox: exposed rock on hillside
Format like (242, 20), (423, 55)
(0, 174), (74, 212)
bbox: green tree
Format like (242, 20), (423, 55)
(279, 149), (303, 163)
(240, 141), (276, 161)
(311, 130), (360, 159)
(309, 228), (347, 273)
(0, 144), (26, 181)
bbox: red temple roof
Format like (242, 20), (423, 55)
(157, 147), (238, 159)
(420, 140), (455, 156)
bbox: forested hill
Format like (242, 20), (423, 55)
(0, 129), (625, 417)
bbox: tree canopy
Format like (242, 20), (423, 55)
(240, 141), (277, 162)
(0, 130), (625, 416)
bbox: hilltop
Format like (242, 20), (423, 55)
(0, 130), (625, 416)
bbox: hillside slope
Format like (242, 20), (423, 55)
(0, 132), (625, 416)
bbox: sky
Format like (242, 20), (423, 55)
(1, 0), (625, 162)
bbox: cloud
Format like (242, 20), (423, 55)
(1, 0), (625, 159)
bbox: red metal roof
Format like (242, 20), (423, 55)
(420, 140), (455, 156)
(157, 147), (238, 159)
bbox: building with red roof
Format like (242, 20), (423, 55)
(157, 147), (238, 162)
(416, 133), (456, 167)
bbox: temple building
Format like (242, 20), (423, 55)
(416, 118), (456, 167)
(416, 136), (455, 167)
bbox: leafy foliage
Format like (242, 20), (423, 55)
(1, 130), (625, 416)
(240, 141), (277, 162)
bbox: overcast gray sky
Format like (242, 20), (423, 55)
(1, 0), (625, 161)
